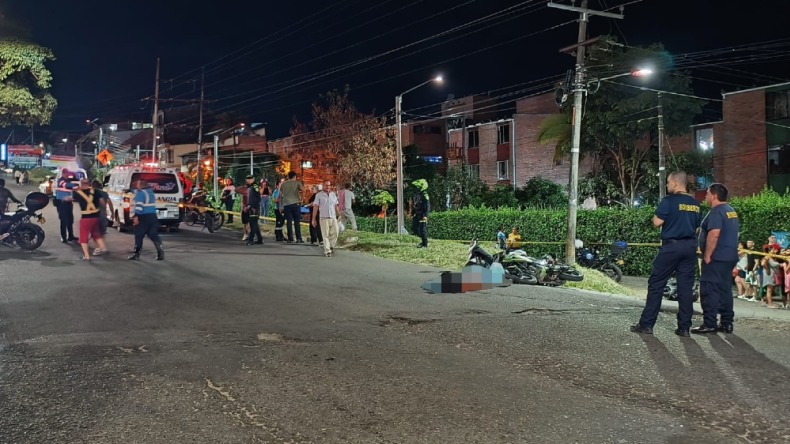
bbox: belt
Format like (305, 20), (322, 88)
(663, 238), (695, 243)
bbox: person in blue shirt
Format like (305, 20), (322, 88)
(127, 179), (164, 261)
(631, 171), (701, 337)
(497, 226), (506, 250)
(54, 169), (77, 243)
(692, 183), (740, 334)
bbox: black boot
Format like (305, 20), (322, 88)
(128, 247), (141, 260)
(155, 243), (165, 261)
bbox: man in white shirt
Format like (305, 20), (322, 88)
(338, 182), (357, 231)
(312, 179), (340, 257)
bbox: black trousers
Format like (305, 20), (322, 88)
(134, 213), (161, 249)
(412, 216), (428, 246)
(274, 209), (285, 241)
(224, 199), (234, 223)
(284, 203), (303, 242)
(55, 199), (75, 240)
(700, 259), (738, 328)
(638, 238), (697, 330)
(309, 211), (323, 243)
(248, 215), (262, 242)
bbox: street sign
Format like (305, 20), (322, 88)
(97, 149), (113, 165)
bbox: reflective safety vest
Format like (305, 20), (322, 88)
(134, 187), (157, 215)
(74, 188), (100, 215)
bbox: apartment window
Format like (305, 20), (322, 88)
(468, 129), (479, 148)
(497, 124), (510, 144)
(695, 127), (714, 151)
(767, 91), (790, 121)
(497, 160), (509, 180)
(467, 164), (480, 179)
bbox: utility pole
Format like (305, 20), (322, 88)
(657, 92), (666, 199)
(151, 58), (161, 164)
(197, 66), (205, 190)
(395, 95), (406, 234)
(548, 0), (624, 265)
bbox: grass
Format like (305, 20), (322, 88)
(338, 231), (642, 296)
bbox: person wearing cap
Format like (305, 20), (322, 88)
(244, 175), (263, 246)
(411, 179), (430, 248)
(54, 168), (77, 243)
(128, 178), (164, 260)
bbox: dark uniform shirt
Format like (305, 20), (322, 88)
(247, 184), (261, 214)
(699, 203), (740, 262)
(655, 193), (701, 240)
(0, 187), (22, 214)
(413, 191), (430, 218)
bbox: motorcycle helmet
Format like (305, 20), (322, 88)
(411, 178), (428, 191)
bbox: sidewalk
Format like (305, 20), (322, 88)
(620, 275), (790, 322)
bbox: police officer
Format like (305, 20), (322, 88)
(631, 171), (701, 337)
(411, 179), (430, 248)
(692, 183), (740, 334)
(55, 168), (77, 243)
(244, 175), (263, 246)
(127, 179), (165, 260)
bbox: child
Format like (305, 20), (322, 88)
(497, 226), (506, 250)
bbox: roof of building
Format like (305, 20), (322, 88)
(723, 81), (790, 97)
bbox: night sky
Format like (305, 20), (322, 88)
(2, 0), (789, 143)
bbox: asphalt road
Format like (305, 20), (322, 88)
(2, 178), (790, 444)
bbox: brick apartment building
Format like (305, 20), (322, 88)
(704, 82), (790, 196)
(447, 92), (595, 187)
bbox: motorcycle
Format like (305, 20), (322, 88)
(663, 275), (701, 302)
(466, 239), (584, 286)
(182, 190), (224, 233)
(575, 240), (627, 283)
(0, 192), (49, 251)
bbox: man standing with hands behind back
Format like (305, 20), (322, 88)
(631, 171), (701, 337)
(693, 183), (740, 335)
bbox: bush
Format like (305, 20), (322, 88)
(352, 188), (790, 276)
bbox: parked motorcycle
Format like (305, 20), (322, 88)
(575, 240), (627, 283)
(466, 239), (584, 286)
(663, 275), (701, 302)
(182, 190), (224, 233)
(0, 192), (49, 250)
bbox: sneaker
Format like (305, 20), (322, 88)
(92, 248), (104, 256)
(242, 235), (248, 241)
(746, 297), (756, 302)
(737, 294), (746, 299)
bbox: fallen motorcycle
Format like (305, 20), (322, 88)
(663, 275), (700, 302)
(0, 192), (49, 251)
(466, 239), (583, 286)
(575, 240), (627, 283)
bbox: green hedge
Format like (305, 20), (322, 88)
(354, 189), (790, 276)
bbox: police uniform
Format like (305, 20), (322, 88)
(245, 178), (263, 245)
(55, 175), (76, 242)
(696, 202), (740, 332)
(128, 183), (164, 260)
(634, 192), (701, 334)
(411, 180), (430, 248)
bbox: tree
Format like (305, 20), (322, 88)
(536, 113), (572, 163)
(0, 39), (57, 127)
(429, 165), (487, 211)
(304, 87), (395, 188)
(515, 177), (567, 208)
(539, 37), (704, 206)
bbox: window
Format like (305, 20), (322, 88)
(695, 127), (714, 151)
(467, 164), (480, 179)
(497, 160), (509, 180)
(131, 172), (180, 194)
(767, 91), (790, 121)
(497, 124), (510, 144)
(468, 130), (479, 148)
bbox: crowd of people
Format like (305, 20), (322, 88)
(734, 236), (790, 309)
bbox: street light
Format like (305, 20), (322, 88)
(205, 123), (245, 201)
(566, 67), (654, 264)
(395, 74), (443, 235)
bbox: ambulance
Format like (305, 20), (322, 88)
(102, 164), (184, 231)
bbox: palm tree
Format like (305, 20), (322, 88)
(536, 114), (572, 164)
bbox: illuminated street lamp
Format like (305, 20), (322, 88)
(395, 75), (443, 234)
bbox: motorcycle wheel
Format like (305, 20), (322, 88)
(600, 264), (623, 283)
(211, 212), (225, 230)
(14, 223), (45, 250)
(205, 215), (215, 233)
(185, 211), (198, 226)
(559, 269), (584, 282)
